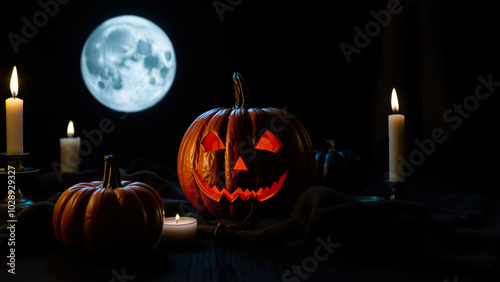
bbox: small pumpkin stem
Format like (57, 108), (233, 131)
(102, 155), (121, 189)
(324, 139), (337, 151)
(233, 72), (252, 109)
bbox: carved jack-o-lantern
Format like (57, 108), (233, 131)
(177, 73), (315, 220)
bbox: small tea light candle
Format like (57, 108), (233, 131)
(161, 214), (197, 246)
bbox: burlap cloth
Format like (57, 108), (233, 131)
(1, 166), (499, 273)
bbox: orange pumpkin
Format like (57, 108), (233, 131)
(52, 155), (164, 253)
(177, 73), (315, 220)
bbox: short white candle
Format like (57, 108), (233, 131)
(60, 120), (80, 172)
(388, 88), (405, 182)
(6, 66), (23, 154)
(161, 214), (197, 246)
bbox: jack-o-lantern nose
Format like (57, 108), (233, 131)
(233, 156), (249, 172)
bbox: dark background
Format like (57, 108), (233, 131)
(0, 0), (498, 197)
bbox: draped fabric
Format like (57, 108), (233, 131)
(2, 163), (499, 274)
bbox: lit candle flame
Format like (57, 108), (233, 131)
(175, 214), (180, 224)
(67, 120), (75, 137)
(391, 88), (399, 113)
(10, 66), (18, 98)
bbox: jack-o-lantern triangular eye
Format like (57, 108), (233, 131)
(201, 131), (225, 152)
(254, 130), (282, 153)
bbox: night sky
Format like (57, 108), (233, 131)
(0, 0), (498, 197)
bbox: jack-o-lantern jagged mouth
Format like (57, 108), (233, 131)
(193, 170), (288, 203)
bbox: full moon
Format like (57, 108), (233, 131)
(81, 15), (176, 113)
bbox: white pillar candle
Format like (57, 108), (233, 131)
(161, 214), (197, 246)
(388, 88), (405, 182)
(60, 120), (80, 172)
(6, 66), (23, 154)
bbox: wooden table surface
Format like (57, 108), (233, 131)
(2, 170), (499, 282)
(3, 238), (494, 282)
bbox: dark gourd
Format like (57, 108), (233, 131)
(315, 139), (367, 195)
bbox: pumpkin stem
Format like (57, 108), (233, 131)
(233, 72), (252, 109)
(324, 139), (337, 151)
(102, 155), (121, 189)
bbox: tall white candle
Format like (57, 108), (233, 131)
(6, 66), (23, 154)
(388, 88), (405, 182)
(60, 120), (80, 172)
